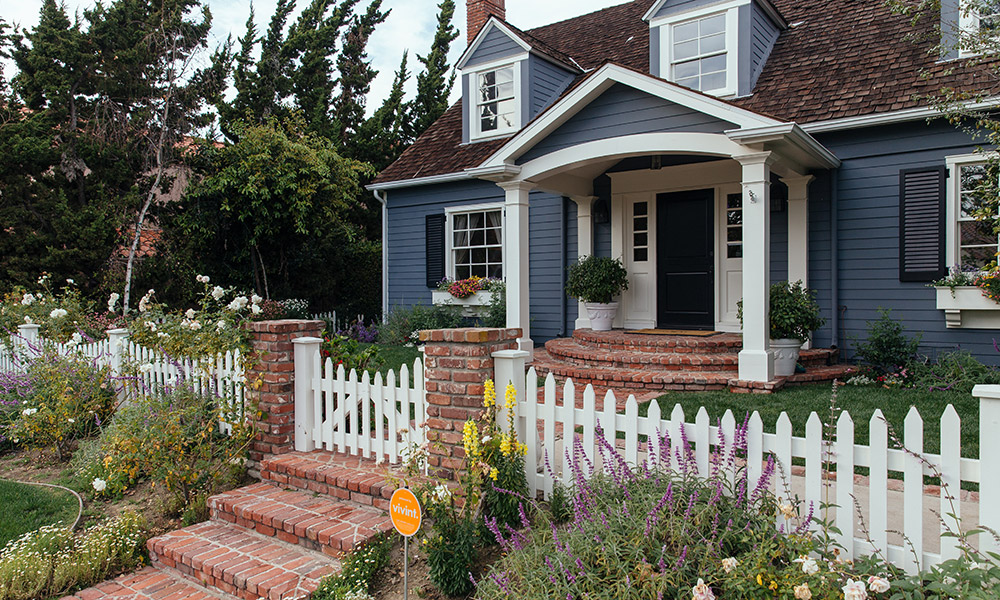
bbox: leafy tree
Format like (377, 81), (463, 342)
(173, 115), (373, 303)
(409, 0), (459, 139)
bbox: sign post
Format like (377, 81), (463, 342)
(389, 488), (422, 600)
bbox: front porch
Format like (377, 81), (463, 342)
(534, 329), (855, 396)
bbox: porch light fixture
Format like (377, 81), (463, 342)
(593, 197), (611, 224)
(747, 190), (758, 203)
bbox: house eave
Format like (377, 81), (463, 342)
(801, 96), (1000, 134)
(727, 123), (841, 170)
(367, 171), (473, 191)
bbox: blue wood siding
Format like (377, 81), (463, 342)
(770, 203), (788, 284)
(385, 180), (576, 341)
(463, 25), (525, 68)
(529, 55), (576, 121)
(813, 121), (996, 363)
(750, 2), (780, 90)
(518, 84), (736, 164)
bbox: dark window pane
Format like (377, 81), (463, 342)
(455, 249), (470, 265)
(489, 265), (503, 278)
(454, 231), (469, 247)
(454, 214), (468, 230)
(470, 212), (485, 229)
(728, 210), (742, 226)
(962, 246), (996, 267)
(472, 265), (488, 277)
(471, 230), (485, 246)
(488, 248), (502, 263)
(634, 217), (648, 231)
(727, 244), (743, 259)
(472, 248), (487, 263)
(727, 228), (742, 242)
(456, 266), (471, 279)
(634, 232), (648, 246)
(634, 202), (648, 216)
(961, 220), (997, 246)
(634, 248), (648, 262)
(486, 228), (501, 245)
(727, 194), (742, 209)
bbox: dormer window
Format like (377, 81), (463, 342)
(671, 13), (728, 93)
(474, 63), (521, 139)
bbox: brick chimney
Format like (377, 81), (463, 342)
(467, 0), (506, 44)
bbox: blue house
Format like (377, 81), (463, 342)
(369, 0), (1000, 386)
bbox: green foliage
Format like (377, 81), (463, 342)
(739, 280), (825, 342)
(0, 480), (80, 549)
(0, 285), (122, 344)
(484, 280), (506, 329)
(5, 350), (115, 461)
(312, 534), (393, 600)
(321, 335), (383, 372)
(378, 304), (465, 345)
(891, 555), (1000, 599)
(426, 514), (478, 597)
(855, 308), (921, 375)
(77, 383), (250, 509)
(910, 349), (1000, 393)
(0, 512), (146, 600)
(565, 255), (630, 304)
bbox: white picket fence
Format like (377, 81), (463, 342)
(292, 338), (426, 464)
(2, 324), (246, 433)
(498, 364), (997, 574)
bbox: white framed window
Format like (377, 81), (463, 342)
(946, 153), (1000, 268)
(656, 4), (739, 96)
(471, 62), (521, 140)
(959, 0), (1000, 56)
(446, 204), (504, 279)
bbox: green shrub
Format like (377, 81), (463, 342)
(484, 281), (506, 329)
(910, 349), (1000, 393)
(5, 350), (115, 460)
(854, 308), (921, 375)
(378, 304), (464, 345)
(738, 281), (825, 342)
(312, 534), (392, 600)
(0, 512), (146, 600)
(565, 255), (630, 304)
(0, 285), (111, 345)
(427, 514), (478, 597)
(321, 335), (383, 372)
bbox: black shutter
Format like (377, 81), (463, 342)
(899, 167), (947, 282)
(426, 214), (446, 287)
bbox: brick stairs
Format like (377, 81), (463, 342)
(63, 451), (394, 600)
(533, 329), (855, 395)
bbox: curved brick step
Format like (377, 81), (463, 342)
(210, 482), (393, 556)
(572, 329), (743, 354)
(533, 351), (733, 391)
(260, 451), (394, 510)
(545, 338), (740, 371)
(147, 520), (338, 600)
(60, 566), (234, 600)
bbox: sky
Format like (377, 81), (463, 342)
(1, 0), (621, 114)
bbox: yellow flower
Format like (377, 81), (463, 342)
(500, 433), (512, 457)
(490, 467), (498, 481)
(756, 573), (763, 586)
(504, 382), (517, 410)
(484, 380), (496, 408)
(463, 420), (481, 462)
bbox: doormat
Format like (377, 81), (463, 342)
(625, 329), (721, 337)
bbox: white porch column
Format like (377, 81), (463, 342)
(570, 195), (596, 330)
(736, 152), (776, 382)
(781, 174), (814, 287)
(500, 181), (534, 356)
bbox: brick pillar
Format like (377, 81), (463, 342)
(246, 319), (324, 475)
(419, 327), (521, 479)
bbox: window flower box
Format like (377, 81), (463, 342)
(432, 290), (492, 317)
(934, 286), (1000, 329)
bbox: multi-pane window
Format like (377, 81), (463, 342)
(633, 202), (649, 262)
(959, 0), (1000, 55)
(956, 162), (1000, 267)
(671, 13), (727, 93)
(726, 193), (743, 259)
(478, 66), (517, 135)
(453, 209), (503, 279)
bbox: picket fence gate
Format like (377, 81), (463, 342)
(493, 362), (998, 575)
(292, 337), (427, 464)
(2, 324), (246, 433)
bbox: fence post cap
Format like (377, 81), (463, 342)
(107, 328), (129, 336)
(973, 384), (1000, 399)
(17, 323), (40, 331)
(292, 336), (324, 345)
(492, 349), (531, 359)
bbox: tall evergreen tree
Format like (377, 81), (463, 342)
(410, 0), (458, 139)
(330, 0), (389, 146)
(352, 51), (410, 170)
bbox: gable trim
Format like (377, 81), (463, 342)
(644, 0), (787, 29)
(479, 63), (782, 169)
(457, 19), (532, 71)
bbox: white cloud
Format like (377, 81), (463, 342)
(2, 0), (619, 113)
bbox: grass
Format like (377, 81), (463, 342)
(0, 479), (79, 548)
(363, 343), (423, 379)
(642, 383), (979, 459)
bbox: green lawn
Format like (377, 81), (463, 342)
(642, 383), (979, 459)
(364, 343), (423, 379)
(0, 479), (79, 548)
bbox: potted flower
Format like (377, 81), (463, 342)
(739, 281), (825, 376)
(565, 255), (630, 331)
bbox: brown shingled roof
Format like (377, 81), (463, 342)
(373, 0), (998, 186)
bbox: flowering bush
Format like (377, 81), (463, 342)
(975, 267), (1000, 303)
(338, 319), (380, 343)
(0, 281), (121, 345)
(76, 382), (251, 511)
(437, 276), (491, 299)
(931, 264), (981, 293)
(0, 511), (145, 600)
(3, 350), (115, 460)
(320, 335), (382, 372)
(311, 534), (392, 600)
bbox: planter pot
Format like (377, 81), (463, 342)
(431, 290), (491, 318)
(771, 338), (803, 377)
(934, 286), (1000, 329)
(585, 302), (619, 331)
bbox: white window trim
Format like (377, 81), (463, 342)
(958, 0), (1000, 57)
(467, 61), (522, 141)
(945, 152), (999, 268)
(444, 202), (506, 280)
(658, 7), (740, 97)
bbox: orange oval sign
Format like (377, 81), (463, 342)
(390, 488), (422, 537)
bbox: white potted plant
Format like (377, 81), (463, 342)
(740, 281), (825, 377)
(565, 255), (630, 331)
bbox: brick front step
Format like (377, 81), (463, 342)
(572, 329), (743, 353)
(210, 482), (394, 556)
(61, 566), (233, 600)
(546, 338), (740, 371)
(533, 351), (734, 391)
(147, 521), (338, 600)
(260, 451), (396, 510)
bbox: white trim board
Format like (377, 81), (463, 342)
(457, 19), (532, 71)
